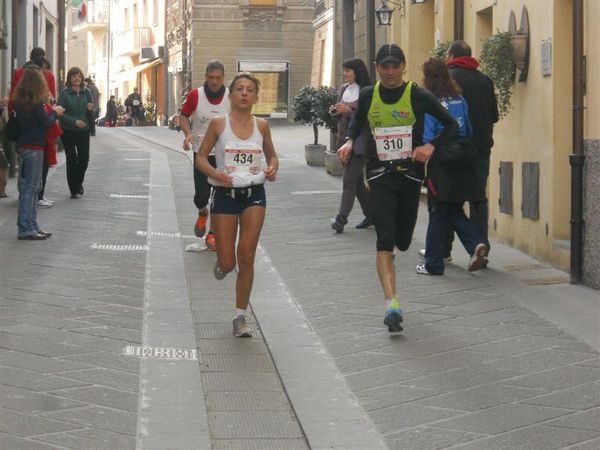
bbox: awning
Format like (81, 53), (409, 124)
(133, 58), (163, 73)
(117, 59), (163, 81)
(238, 61), (289, 72)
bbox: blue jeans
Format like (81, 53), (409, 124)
(17, 147), (44, 237)
(425, 201), (483, 275)
(447, 151), (490, 254)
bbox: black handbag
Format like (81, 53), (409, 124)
(5, 112), (20, 141)
(436, 137), (478, 169)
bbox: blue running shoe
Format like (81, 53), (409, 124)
(383, 296), (403, 332)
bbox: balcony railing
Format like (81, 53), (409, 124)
(114, 27), (152, 57)
(73, 0), (109, 32)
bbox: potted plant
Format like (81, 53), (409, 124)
(429, 40), (451, 60)
(479, 31), (517, 119)
(292, 85), (338, 166)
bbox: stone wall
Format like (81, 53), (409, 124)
(583, 139), (600, 289)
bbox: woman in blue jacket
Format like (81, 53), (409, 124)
(417, 58), (488, 275)
(57, 67), (94, 198)
(12, 67), (64, 240)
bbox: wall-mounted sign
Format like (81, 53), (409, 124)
(541, 39), (552, 76)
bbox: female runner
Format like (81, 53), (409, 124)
(196, 72), (278, 337)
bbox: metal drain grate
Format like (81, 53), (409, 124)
(110, 193), (150, 199)
(91, 243), (149, 251)
(522, 276), (569, 285)
(123, 346), (198, 360)
(291, 190), (342, 196)
(137, 230), (197, 239)
(504, 264), (548, 272)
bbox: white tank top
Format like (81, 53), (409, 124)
(192, 87), (231, 153)
(210, 114), (266, 188)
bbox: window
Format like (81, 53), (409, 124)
(250, 0), (277, 6)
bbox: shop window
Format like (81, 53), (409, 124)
(237, 61), (289, 118)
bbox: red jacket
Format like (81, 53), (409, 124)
(9, 67), (57, 113)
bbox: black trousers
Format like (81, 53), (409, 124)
(193, 154), (216, 210)
(61, 130), (90, 196)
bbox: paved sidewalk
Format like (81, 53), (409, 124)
(1, 125), (598, 450)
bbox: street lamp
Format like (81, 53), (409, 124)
(375, 0), (406, 26)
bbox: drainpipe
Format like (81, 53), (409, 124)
(367, 0), (375, 83)
(453, 0), (464, 40)
(569, 0), (585, 284)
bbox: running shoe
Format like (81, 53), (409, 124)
(194, 211), (208, 237)
(213, 261), (227, 280)
(205, 231), (216, 250)
(233, 315), (252, 337)
(383, 296), (403, 332)
(468, 243), (490, 272)
(37, 198), (54, 208)
(418, 249), (452, 264)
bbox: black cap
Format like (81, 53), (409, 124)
(376, 43), (405, 65)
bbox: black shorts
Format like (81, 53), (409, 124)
(210, 184), (266, 215)
(369, 173), (422, 252)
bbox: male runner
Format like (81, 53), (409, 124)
(180, 60), (231, 249)
(338, 44), (458, 332)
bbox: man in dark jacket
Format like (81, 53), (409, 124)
(446, 40), (499, 261)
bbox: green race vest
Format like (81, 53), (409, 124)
(367, 81), (416, 130)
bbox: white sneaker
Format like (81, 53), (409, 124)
(418, 248), (452, 264)
(37, 198), (54, 208)
(416, 263), (432, 275)
(468, 243), (490, 272)
(232, 315), (252, 337)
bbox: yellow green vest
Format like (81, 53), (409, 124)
(367, 81), (416, 131)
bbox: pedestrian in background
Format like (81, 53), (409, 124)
(84, 77), (100, 136)
(105, 95), (118, 127)
(57, 67), (94, 199)
(331, 58), (372, 233)
(9, 47), (57, 108)
(0, 96), (8, 198)
(441, 40), (499, 265)
(125, 87), (143, 126)
(416, 58), (488, 275)
(37, 58), (63, 209)
(196, 72), (278, 337)
(12, 67), (64, 239)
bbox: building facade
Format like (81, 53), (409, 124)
(169, 0), (315, 120)
(1, 0), (61, 98)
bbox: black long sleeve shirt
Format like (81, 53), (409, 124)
(347, 82), (458, 176)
